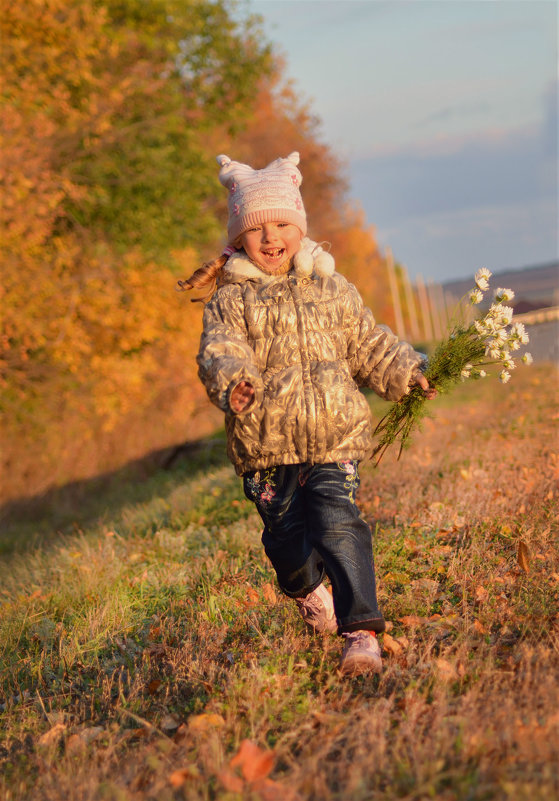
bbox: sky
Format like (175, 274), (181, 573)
(246, 0), (558, 283)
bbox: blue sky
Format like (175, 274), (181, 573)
(246, 0), (557, 282)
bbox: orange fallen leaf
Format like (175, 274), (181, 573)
(262, 582), (277, 605)
(517, 540), (530, 573)
(398, 615), (427, 627)
(435, 658), (458, 681)
(475, 585), (489, 602)
(188, 713), (225, 732)
(253, 776), (302, 801)
(383, 633), (405, 656)
(38, 722), (66, 748)
(230, 739), (275, 783)
(244, 586), (260, 608)
(169, 767), (197, 788)
(473, 619), (488, 634)
(218, 768), (245, 793)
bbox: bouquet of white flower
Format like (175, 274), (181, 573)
(372, 268), (532, 463)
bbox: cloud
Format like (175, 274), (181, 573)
(350, 126), (556, 228)
(349, 125), (557, 281)
(375, 197), (558, 282)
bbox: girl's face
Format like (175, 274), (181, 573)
(239, 222), (302, 273)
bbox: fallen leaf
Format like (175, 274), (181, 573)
(147, 679), (162, 695)
(253, 776), (301, 801)
(262, 582), (277, 605)
(244, 586), (260, 608)
(169, 767), (198, 787)
(38, 722), (66, 748)
(188, 713), (226, 732)
(435, 658), (458, 681)
(399, 615), (427, 627)
(517, 540), (530, 573)
(230, 739), (275, 783)
(383, 633), (404, 656)
(475, 585), (489, 602)
(218, 768), (245, 793)
(473, 619), (488, 634)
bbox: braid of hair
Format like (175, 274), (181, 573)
(176, 253), (228, 303)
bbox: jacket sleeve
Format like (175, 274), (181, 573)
(344, 282), (423, 402)
(197, 285), (264, 414)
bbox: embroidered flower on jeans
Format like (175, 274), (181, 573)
(261, 483), (275, 502)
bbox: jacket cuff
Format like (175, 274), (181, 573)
(226, 377), (263, 415)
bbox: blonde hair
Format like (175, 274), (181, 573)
(176, 254), (228, 303)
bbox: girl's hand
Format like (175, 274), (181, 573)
(230, 380), (255, 413)
(413, 371), (437, 400)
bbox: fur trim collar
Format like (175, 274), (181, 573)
(223, 238), (335, 283)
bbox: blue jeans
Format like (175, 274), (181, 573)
(243, 461), (385, 634)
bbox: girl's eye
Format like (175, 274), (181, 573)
(277, 223), (288, 228)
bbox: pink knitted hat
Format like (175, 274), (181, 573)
(216, 152), (307, 244)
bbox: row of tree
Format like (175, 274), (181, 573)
(1, 0), (394, 506)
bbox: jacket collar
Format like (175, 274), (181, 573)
(222, 237), (336, 284)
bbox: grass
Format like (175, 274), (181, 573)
(1, 365), (558, 800)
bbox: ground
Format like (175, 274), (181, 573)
(1, 364), (558, 800)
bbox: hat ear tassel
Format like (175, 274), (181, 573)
(293, 249), (314, 276)
(293, 239), (335, 277)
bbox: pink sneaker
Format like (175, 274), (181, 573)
(295, 583), (337, 634)
(340, 631), (382, 676)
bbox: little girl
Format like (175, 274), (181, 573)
(180, 152), (435, 676)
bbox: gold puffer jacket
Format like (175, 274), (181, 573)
(197, 239), (423, 475)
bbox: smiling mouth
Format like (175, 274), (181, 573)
(261, 248), (286, 260)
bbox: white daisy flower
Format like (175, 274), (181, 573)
(474, 320), (486, 335)
(503, 358), (516, 370)
(475, 267), (492, 291)
(510, 321), (526, 338)
(509, 338), (521, 351)
(493, 329), (508, 344)
(479, 370), (487, 377)
(500, 370), (511, 384)
(494, 287), (515, 303)
(498, 306), (514, 325)
(486, 344), (501, 360)
(521, 352), (533, 365)
(461, 363), (473, 378)
(469, 289), (484, 305)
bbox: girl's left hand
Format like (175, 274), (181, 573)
(414, 372), (437, 400)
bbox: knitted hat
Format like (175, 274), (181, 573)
(216, 152), (307, 244)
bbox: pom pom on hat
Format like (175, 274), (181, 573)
(293, 239), (335, 277)
(217, 152), (307, 244)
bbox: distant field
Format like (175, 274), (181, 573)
(443, 261), (559, 310)
(1, 365), (558, 801)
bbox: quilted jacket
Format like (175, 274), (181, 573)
(197, 239), (423, 475)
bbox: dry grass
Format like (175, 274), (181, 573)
(1, 365), (558, 801)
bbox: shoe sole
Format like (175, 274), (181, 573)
(339, 655), (383, 676)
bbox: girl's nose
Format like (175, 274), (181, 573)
(261, 225), (279, 243)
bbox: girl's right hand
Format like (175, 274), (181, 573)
(230, 380), (255, 413)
